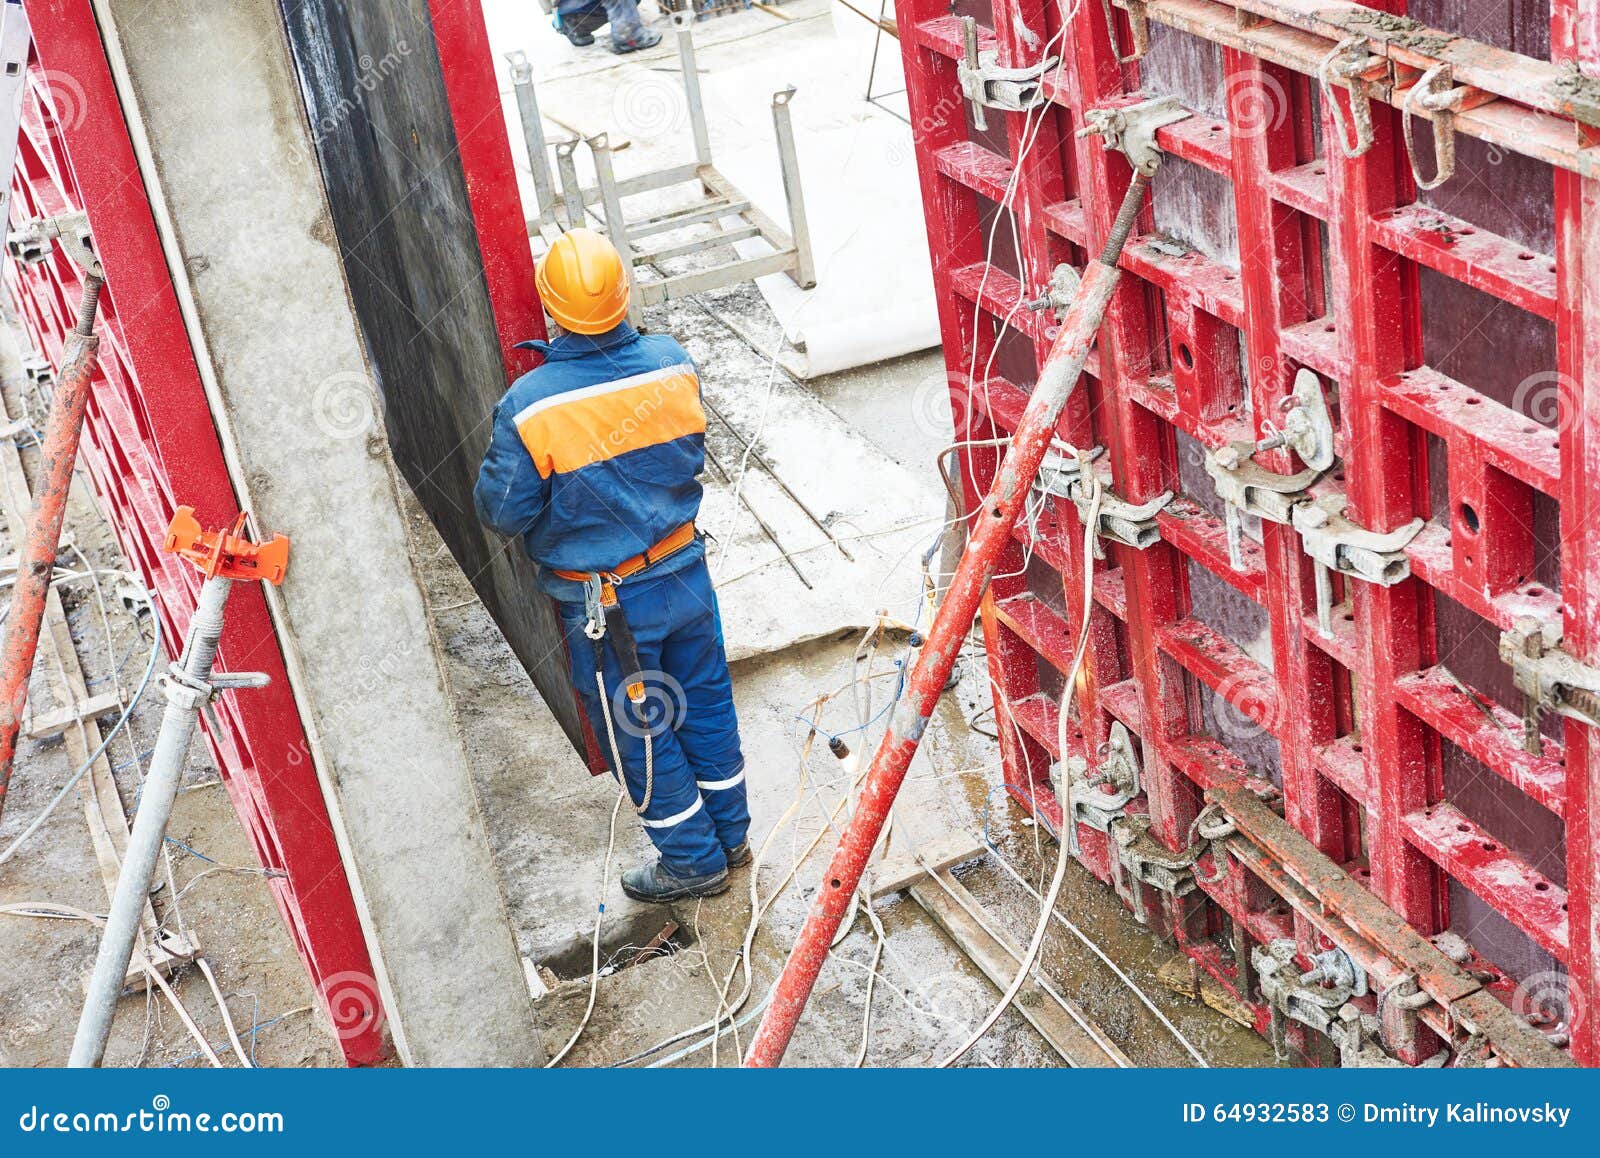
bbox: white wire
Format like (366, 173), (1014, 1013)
(545, 671), (632, 1068)
(938, 468), (1101, 1067)
(980, 835), (1209, 1064)
(954, 1), (1082, 504)
(0, 586), (162, 867)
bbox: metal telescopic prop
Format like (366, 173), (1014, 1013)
(70, 510), (288, 1067)
(0, 212), (104, 826)
(744, 171), (1152, 1068)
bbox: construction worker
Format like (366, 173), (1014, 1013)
(474, 228), (749, 903)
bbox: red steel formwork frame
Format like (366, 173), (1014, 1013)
(5, 2), (538, 1065)
(897, 0), (1600, 1064)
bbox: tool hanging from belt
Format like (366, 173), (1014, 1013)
(555, 522), (698, 813)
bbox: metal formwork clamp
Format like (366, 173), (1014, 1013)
(1401, 63), (1465, 190)
(1188, 801), (1237, 884)
(1076, 483), (1171, 557)
(1111, 815), (1198, 896)
(1032, 440), (1099, 500)
(1291, 495), (1421, 638)
(20, 354), (54, 389)
(1078, 95), (1191, 176)
(1207, 368), (1334, 570)
(1029, 443), (1168, 555)
(1499, 616), (1600, 755)
(1025, 263), (1082, 322)
(956, 16), (1057, 133)
(1089, 720), (1142, 797)
(1255, 938), (1355, 1058)
(1048, 721), (1144, 855)
(1318, 36), (1388, 159)
(1205, 446), (1324, 572)
(7, 211), (101, 278)
(1333, 1002), (1449, 1068)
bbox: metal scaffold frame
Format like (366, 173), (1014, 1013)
(890, 0), (1600, 1066)
(508, 14), (816, 328)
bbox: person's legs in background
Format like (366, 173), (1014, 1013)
(600, 0), (662, 51)
(553, 0), (609, 47)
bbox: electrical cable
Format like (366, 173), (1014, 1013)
(979, 833), (1209, 1065)
(0, 583), (162, 867)
(546, 754), (628, 1068)
(937, 465), (1102, 1067)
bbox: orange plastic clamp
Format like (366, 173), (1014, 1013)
(163, 507), (290, 585)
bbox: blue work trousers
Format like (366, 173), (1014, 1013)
(556, 0), (647, 42)
(559, 556), (748, 877)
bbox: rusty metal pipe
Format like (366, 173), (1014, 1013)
(0, 272), (104, 822)
(743, 174), (1151, 1067)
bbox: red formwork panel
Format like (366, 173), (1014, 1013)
(6, 2), (541, 1066)
(897, 0), (1600, 1064)
(3, 5), (385, 1064)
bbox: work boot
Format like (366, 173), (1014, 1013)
(622, 859), (729, 903)
(609, 26), (662, 53)
(724, 841), (751, 869)
(553, 11), (604, 46)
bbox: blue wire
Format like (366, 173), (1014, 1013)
(112, 748), (156, 773)
(164, 837), (216, 864)
(164, 1008), (295, 1068)
(980, 781), (1060, 848)
(791, 654), (910, 743)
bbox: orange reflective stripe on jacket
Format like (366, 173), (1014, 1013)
(512, 362), (705, 480)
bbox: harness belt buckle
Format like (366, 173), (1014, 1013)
(582, 575), (607, 640)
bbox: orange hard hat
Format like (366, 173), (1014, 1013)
(536, 228), (630, 335)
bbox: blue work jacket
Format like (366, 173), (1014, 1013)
(474, 323), (707, 601)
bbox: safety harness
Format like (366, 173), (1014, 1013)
(554, 521), (698, 814)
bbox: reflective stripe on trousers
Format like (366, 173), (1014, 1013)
(558, 556), (748, 877)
